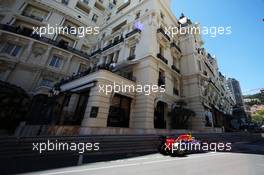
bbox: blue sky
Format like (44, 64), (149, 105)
(171, 0), (264, 95)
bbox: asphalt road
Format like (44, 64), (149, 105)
(26, 147), (264, 175)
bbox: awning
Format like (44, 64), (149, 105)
(63, 82), (96, 93)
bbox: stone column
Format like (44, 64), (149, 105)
(81, 80), (111, 127)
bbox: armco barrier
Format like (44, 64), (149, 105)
(0, 133), (263, 174)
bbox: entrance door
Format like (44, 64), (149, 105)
(154, 101), (166, 129)
(107, 94), (131, 128)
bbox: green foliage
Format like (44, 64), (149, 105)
(244, 93), (264, 106)
(251, 109), (264, 124)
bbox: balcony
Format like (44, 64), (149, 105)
(171, 65), (180, 74)
(125, 28), (141, 38)
(58, 63), (136, 86)
(90, 49), (102, 56)
(157, 28), (170, 42)
(102, 37), (124, 52)
(157, 53), (168, 64)
(171, 42), (181, 54)
(0, 24), (90, 60)
(127, 54), (135, 60)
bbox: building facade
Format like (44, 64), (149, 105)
(227, 78), (244, 107)
(0, 0), (236, 134)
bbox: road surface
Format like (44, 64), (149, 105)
(26, 150), (264, 175)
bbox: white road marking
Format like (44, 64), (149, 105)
(39, 163), (138, 175)
(38, 152), (229, 175)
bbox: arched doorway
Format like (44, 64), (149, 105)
(154, 101), (167, 129)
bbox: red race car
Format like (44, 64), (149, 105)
(158, 133), (203, 156)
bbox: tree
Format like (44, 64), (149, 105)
(251, 109), (264, 125)
(168, 100), (195, 129)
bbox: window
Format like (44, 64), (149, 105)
(116, 0), (130, 14)
(49, 55), (63, 68)
(40, 78), (53, 87)
(173, 57), (177, 66)
(114, 50), (120, 63)
(197, 60), (202, 71)
(108, 53), (115, 64)
(160, 12), (164, 19)
(90, 107), (99, 118)
(102, 33), (106, 39)
(92, 14), (98, 23)
(108, 3), (114, 10)
(158, 69), (165, 87)
(83, 0), (89, 4)
(76, 1), (90, 15)
(129, 45), (136, 56)
(135, 11), (140, 20)
(112, 20), (127, 34)
(61, 0), (69, 5)
(1, 43), (22, 57)
(81, 45), (90, 53)
(114, 36), (120, 43)
(173, 78), (179, 96)
(22, 5), (49, 21)
(63, 94), (71, 107)
(78, 63), (87, 73)
(159, 45), (164, 56)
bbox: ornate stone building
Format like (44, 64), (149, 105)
(0, 0), (235, 135)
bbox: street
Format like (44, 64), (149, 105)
(26, 142), (264, 175)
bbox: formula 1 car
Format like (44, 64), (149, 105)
(158, 133), (203, 156)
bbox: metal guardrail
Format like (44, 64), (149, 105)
(0, 133), (262, 158)
(0, 135), (159, 158)
(0, 133), (263, 174)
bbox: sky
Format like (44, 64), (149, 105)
(171, 0), (264, 95)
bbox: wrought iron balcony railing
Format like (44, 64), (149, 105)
(58, 63), (136, 86)
(127, 54), (135, 60)
(157, 28), (171, 41)
(157, 53), (168, 64)
(171, 65), (180, 74)
(102, 37), (124, 51)
(125, 28), (141, 38)
(171, 42), (181, 53)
